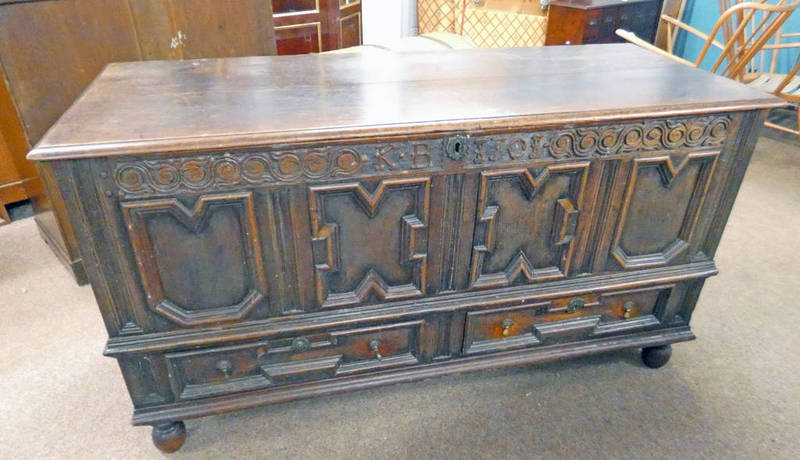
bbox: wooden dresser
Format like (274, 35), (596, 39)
(28, 45), (781, 453)
(546, 0), (664, 45)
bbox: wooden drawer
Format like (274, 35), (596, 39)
(463, 285), (671, 355)
(166, 319), (436, 400)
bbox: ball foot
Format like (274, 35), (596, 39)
(641, 344), (672, 368)
(152, 421), (186, 453)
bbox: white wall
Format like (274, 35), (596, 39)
(362, 0), (417, 46)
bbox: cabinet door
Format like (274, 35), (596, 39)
(468, 162), (592, 289)
(308, 177), (430, 309)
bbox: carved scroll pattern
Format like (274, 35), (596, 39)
(115, 148), (364, 195)
(112, 116), (731, 196)
(537, 116), (731, 159)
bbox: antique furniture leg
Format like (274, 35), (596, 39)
(641, 345), (672, 369)
(151, 421), (186, 453)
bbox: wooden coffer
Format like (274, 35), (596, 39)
(28, 45), (781, 451)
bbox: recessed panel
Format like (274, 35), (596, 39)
(309, 178), (430, 309)
(470, 163), (589, 289)
(147, 206), (248, 310)
(122, 192), (268, 327)
(611, 152), (718, 269)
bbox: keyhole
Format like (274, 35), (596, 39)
(446, 135), (468, 161)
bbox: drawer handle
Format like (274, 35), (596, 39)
(215, 359), (233, 379)
(623, 301), (635, 319)
(291, 337), (311, 353)
(501, 318), (514, 336)
(368, 339), (383, 361)
(566, 297), (585, 314)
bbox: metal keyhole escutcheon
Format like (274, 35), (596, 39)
(445, 134), (469, 161)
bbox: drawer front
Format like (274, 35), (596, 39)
(166, 319), (437, 400)
(463, 285), (671, 355)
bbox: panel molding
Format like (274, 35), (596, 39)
(470, 163), (590, 289)
(309, 178), (430, 308)
(611, 151), (719, 269)
(121, 192), (268, 326)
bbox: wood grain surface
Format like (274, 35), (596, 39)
(29, 44), (783, 160)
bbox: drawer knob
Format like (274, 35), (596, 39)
(215, 359), (233, 379)
(501, 318), (514, 336)
(566, 297), (585, 314)
(368, 339), (383, 361)
(623, 301), (635, 319)
(291, 337), (311, 353)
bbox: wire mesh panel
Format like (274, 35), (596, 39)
(417, 0), (547, 47)
(418, 0), (459, 34)
(460, 6), (547, 47)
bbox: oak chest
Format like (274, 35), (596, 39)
(28, 45), (782, 452)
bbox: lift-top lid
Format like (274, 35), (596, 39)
(28, 44), (783, 161)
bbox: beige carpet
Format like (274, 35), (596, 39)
(1, 135), (798, 459)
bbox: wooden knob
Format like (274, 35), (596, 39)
(368, 339), (382, 361)
(501, 318), (514, 336)
(215, 359), (233, 378)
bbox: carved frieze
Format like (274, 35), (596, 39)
(115, 148), (369, 195)
(536, 115), (731, 159)
(112, 115), (731, 196)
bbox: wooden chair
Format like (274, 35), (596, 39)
(616, 1), (800, 137)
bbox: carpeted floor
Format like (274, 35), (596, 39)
(1, 134), (798, 459)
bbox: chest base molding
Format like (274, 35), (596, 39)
(131, 325), (694, 426)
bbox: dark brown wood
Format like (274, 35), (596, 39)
(151, 421), (186, 453)
(546, 0), (664, 45)
(0, 0), (276, 282)
(29, 45), (780, 452)
(641, 343), (672, 368)
(28, 46), (780, 160)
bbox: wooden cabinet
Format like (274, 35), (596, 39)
(0, 0), (276, 283)
(546, 0), (664, 45)
(272, 0), (361, 54)
(28, 45), (780, 452)
(0, 64), (35, 226)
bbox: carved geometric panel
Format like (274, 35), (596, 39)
(470, 162), (590, 289)
(611, 151), (719, 269)
(121, 192), (268, 327)
(309, 178), (430, 309)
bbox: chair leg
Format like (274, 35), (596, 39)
(795, 105), (800, 142)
